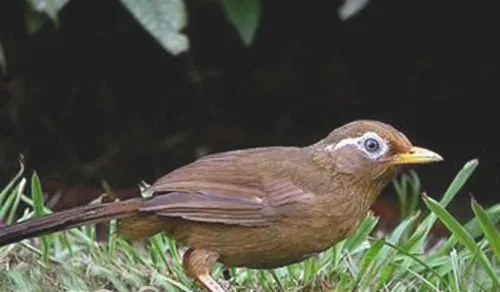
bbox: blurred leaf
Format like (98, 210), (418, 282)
(26, 0), (70, 23)
(25, 0), (70, 34)
(25, 10), (48, 34)
(120, 0), (189, 56)
(393, 169), (421, 220)
(0, 38), (6, 74)
(471, 199), (500, 261)
(220, 0), (261, 47)
(338, 0), (371, 21)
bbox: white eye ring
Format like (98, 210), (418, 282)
(327, 131), (389, 160)
(357, 133), (388, 160)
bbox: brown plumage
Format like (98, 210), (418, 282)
(0, 120), (443, 292)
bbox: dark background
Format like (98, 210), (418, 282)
(1, 0), (498, 225)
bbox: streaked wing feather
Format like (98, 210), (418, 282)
(140, 192), (263, 211)
(140, 191), (273, 226)
(148, 149), (270, 197)
(264, 178), (315, 207)
(140, 148), (314, 226)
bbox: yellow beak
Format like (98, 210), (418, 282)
(391, 146), (443, 165)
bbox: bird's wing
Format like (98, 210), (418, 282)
(139, 148), (315, 226)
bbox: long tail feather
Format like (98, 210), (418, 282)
(0, 198), (144, 247)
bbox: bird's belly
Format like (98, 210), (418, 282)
(174, 217), (358, 269)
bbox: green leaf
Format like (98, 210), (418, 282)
(471, 199), (500, 262)
(220, 0), (261, 47)
(422, 193), (499, 286)
(120, 0), (189, 56)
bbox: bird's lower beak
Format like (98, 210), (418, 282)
(391, 146), (443, 165)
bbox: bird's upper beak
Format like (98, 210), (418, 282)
(391, 146), (443, 165)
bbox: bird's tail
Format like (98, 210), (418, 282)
(0, 198), (144, 247)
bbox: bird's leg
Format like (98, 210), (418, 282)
(182, 248), (225, 292)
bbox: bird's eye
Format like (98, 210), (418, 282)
(363, 138), (380, 153)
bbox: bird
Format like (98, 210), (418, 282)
(0, 120), (443, 292)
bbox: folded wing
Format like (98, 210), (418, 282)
(140, 148), (315, 227)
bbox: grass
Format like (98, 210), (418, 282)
(1, 158), (500, 291)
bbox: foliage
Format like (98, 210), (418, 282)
(0, 0), (373, 74)
(1, 159), (500, 291)
(119, 0), (189, 56)
(219, 0), (261, 47)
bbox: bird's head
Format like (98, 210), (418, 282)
(312, 120), (443, 183)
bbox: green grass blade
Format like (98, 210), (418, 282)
(0, 155), (25, 206)
(449, 248), (463, 292)
(149, 234), (168, 268)
(434, 203), (500, 256)
(471, 198), (500, 262)
(31, 171), (51, 260)
(438, 159), (479, 207)
(422, 193), (499, 286)
(373, 212), (420, 289)
(0, 186), (17, 222)
(407, 170), (422, 221)
(19, 193), (53, 214)
(342, 213), (379, 251)
(387, 211), (420, 247)
(376, 239), (447, 285)
(397, 264), (441, 292)
(354, 238), (384, 288)
(392, 169), (421, 221)
(302, 256), (318, 286)
(31, 172), (47, 217)
(410, 159), (478, 248)
(6, 178), (26, 224)
(392, 174), (408, 219)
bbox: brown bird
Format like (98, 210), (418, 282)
(0, 120), (442, 292)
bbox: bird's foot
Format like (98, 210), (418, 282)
(182, 248), (226, 292)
